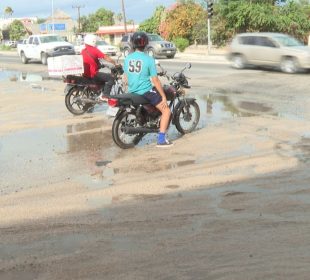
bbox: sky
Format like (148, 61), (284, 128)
(0, 0), (177, 23)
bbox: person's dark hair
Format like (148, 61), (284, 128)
(131, 32), (149, 50)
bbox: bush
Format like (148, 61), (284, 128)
(0, 45), (12, 51)
(173, 37), (189, 52)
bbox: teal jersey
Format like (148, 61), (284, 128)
(124, 51), (157, 95)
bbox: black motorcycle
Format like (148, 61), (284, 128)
(107, 62), (200, 149)
(64, 60), (124, 115)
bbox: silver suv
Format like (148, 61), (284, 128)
(228, 32), (310, 73)
(120, 33), (177, 59)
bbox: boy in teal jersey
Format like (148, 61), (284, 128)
(123, 32), (172, 147)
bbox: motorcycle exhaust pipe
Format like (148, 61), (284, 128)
(123, 126), (158, 134)
(75, 97), (97, 104)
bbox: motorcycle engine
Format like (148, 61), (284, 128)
(136, 106), (147, 125)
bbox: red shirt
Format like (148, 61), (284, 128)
(81, 45), (106, 78)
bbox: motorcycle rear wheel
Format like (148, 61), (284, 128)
(175, 101), (200, 134)
(65, 87), (93, 115)
(112, 111), (144, 149)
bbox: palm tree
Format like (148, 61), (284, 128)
(115, 13), (123, 24)
(4, 6), (14, 18)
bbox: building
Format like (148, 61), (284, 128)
(39, 9), (77, 42)
(0, 10), (77, 42)
(96, 24), (139, 45)
(0, 17), (38, 40)
(0, 16), (37, 30)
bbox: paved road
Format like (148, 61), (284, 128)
(1, 50), (310, 279)
(0, 51), (246, 81)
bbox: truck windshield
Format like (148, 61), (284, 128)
(40, 35), (65, 43)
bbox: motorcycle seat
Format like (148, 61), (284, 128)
(111, 93), (149, 105)
(65, 75), (102, 86)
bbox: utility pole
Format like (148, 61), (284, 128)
(72, 4), (85, 34)
(206, 0), (214, 54)
(51, 0), (55, 33)
(121, 0), (128, 34)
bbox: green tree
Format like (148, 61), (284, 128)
(8, 20), (26, 41)
(139, 6), (166, 34)
(80, 8), (115, 33)
(115, 13), (123, 24)
(161, 0), (207, 44)
(37, 18), (46, 24)
(4, 6), (13, 17)
(212, 0), (310, 45)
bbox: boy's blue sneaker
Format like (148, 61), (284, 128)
(156, 139), (173, 148)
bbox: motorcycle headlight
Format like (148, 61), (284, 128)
(173, 72), (187, 85)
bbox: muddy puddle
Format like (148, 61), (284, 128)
(0, 119), (119, 195)
(194, 92), (273, 126)
(0, 91), (262, 195)
(1, 72), (308, 196)
(0, 70), (58, 82)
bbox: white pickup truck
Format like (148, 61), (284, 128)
(17, 34), (75, 65)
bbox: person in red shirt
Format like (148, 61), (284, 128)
(81, 34), (118, 101)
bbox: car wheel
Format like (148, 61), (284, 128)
(231, 54), (246, 69)
(123, 48), (130, 57)
(41, 52), (48, 65)
(280, 57), (299, 74)
(20, 51), (29, 64)
(147, 48), (155, 58)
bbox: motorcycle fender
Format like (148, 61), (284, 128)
(64, 84), (75, 95)
(114, 108), (125, 119)
(114, 107), (133, 119)
(172, 98), (196, 125)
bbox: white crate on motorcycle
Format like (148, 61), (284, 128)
(47, 55), (84, 76)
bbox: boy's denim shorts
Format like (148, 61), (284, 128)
(143, 87), (162, 106)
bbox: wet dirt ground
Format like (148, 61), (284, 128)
(1, 63), (310, 279)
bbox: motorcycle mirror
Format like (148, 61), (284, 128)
(186, 63), (192, 69)
(117, 53), (122, 62)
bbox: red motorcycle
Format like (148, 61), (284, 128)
(107, 62), (200, 149)
(64, 63), (124, 115)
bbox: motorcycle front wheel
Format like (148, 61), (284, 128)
(175, 100), (200, 134)
(112, 111), (144, 149)
(65, 87), (93, 115)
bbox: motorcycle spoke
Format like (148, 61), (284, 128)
(65, 87), (90, 115)
(175, 101), (200, 134)
(112, 112), (143, 148)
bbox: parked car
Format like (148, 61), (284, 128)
(227, 32), (310, 73)
(17, 39), (26, 45)
(4, 40), (17, 48)
(17, 34), (75, 65)
(120, 33), (177, 59)
(74, 40), (118, 56)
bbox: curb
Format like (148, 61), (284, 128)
(0, 50), (230, 64)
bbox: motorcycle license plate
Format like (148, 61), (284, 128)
(167, 51), (171, 54)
